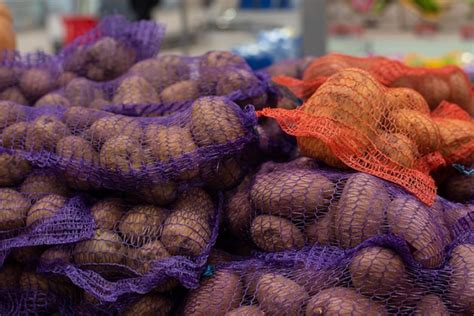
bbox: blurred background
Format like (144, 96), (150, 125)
(4, 0), (474, 72)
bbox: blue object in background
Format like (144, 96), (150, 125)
(240, 0), (292, 9)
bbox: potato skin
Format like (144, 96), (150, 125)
(384, 87), (430, 114)
(305, 205), (336, 246)
(200, 51), (248, 69)
(87, 116), (142, 146)
(19, 68), (56, 99)
(64, 78), (103, 108)
(251, 215), (305, 252)
(137, 182), (177, 206)
(99, 135), (148, 173)
(414, 294), (449, 316)
(183, 270), (243, 316)
(0, 101), (26, 131)
(73, 229), (125, 266)
(122, 293), (173, 316)
(171, 187), (214, 220)
(335, 173), (389, 248)
(0, 87), (28, 105)
(436, 118), (474, 164)
(113, 75), (160, 105)
(448, 244), (474, 314)
(20, 170), (69, 201)
(225, 176), (253, 238)
(63, 106), (105, 131)
(119, 205), (168, 246)
(25, 115), (70, 152)
(90, 198), (125, 230)
(297, 137), (346, 169)
(35, 93), (71, 108)
(0, 188), (30, 230)
(374, 132), (419, 168)
(0, 153), (31, 187)
(225, 305), (264, 316)
(160, 80), (200, 103)
(200, 157), (244, 190)
(26, 194), (66, 227)
(125, 240), (170, 275)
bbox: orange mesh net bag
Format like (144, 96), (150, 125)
(273, 53), (474, 116)
(259, 67), (456, 205)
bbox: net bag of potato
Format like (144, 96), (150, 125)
(257, 68), (473, 205)
(0, 96), (257, 195)
(38, 189), (222, 302)
(225, 158), (474, 269)
(273, 53), (474, 116)
(180, 232), (474, 315)
(60, 15), (165, 82)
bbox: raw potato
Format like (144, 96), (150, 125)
(113, 75), (160, 105)
(73, 229), (125, 266)
(171, 187), (214, 220)
(200, 157), (244, 190)
(160, 80), (200, 103)
(443, 206), (473, 232)
(57, 71), (76, 87)
(251, 169), (334, 219)
(20, 170), (69, 201)
(0, 153), (31, 186)
(190, 97), (246, 146)
(225, 177), (253, 237)
(0, 264), (21, 288)
(26, 194), (66, 226)
(447, 72), (472, 114)
(305, 287), (388, 315)
(161, 209), (211, 257)
(387, 196), (445, 268)
(122, 294), (173, 316)
(64, 78), (103, 108)
(442, 173), (474, 202)
(145, 125), (198, 180)
(34, 93), (71, 108)
(335, 173), (389, 248)
(1, 121), (28, 149)
(306, 204), (336, 245)
(0, 67), (16, 90)
(436, 118), (474, 164)
(0, 87), (28, 105)
(19, 68), (56, 99)
(40, 246), (71, 265)
(0, 101), (25, 131)
(90, 98), (110, 110)
(448, 244), (474, 314)
(251, 215), (305, 252)
(255, 273), (308, 316)
(226, 305), (264, 316)
(416, 76), (451, 111)
(56, 135), (99, 163)
(216, 69), (259, 97)
(349, 246), (407, 296)
(63, 106), (105, 131)
(119, 205), (168, 246)
(99, 135), (148, 173)
(199, 51), (248, 69)
(374, 132), (419, 168)
(414, 294), (449, 316)
(125, 240), (170, 275)
(384, 87), (430, 114)
(88, 115), (143, 145)
(183, 270), (243, 316)
(25, 115), (70, 152)
(90, 198), (125, 230)
(137, 182), (177, 206)
(0, 188), (29, 230)
(297, 137), (347, 169)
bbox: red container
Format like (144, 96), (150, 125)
(62, 16), (98, 45)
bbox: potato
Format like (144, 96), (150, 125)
(199, 51), (248, 69)
(125, 240), (170, 275)
(90, 198), (125, 230)
(414, 294), (449, 316)
(90, 98), (110, 110)
(442, 173), (474, 202)
(64, 78), (104, 108)
(57, 71), (76, 87)
(73, 229), (125, 266)
(0, 188), (29, 230)
(122, 293), (173, 316)
(0, 87), (28, 105)
(225, 305), (264, 316)
(190, 97), (246, 146)
(200, 157), (244, 190)
(387, 196), (445, 268)
(417, 76), (451, 111)
(1, 121), (28, 149)
(251, 169), (334, 219)
(349, 246), (406, 296)
(11, 246), (45, 264)
(19, 272), (55, 313)
(100, 135), (149, 173)
(0, 101), (25, 131)
(25, 115), (70, 152)
(251, 215), (305, 252)
(40, 246), (71, 265)
(113, 75), (160, 105)
(34, 93), (71, 108)
(19, 68), (56, 99)
(183, 270), (243, 316)
(0, 66), (16, 90)
(255, 273), (308, 316)
(87, 115), (142, 145)
(144, 125), (198, 180)
(374, 132), (419, 168)
(161, 209), (211, 257)
(137, 182), (177, 206)
(0, 264), (21, 288)
(289, 265), (341, 297)
(160, 80), (200, 103)
(63, 106), (105, 132)
(448, 72), (471, 114)
(335, 173), (389, 248)
(297, 137), (347, 169)
(384, 87), (430, 114)
(388, 109), (440, 154)
(443, 206), (473, 233)
(225, 177), (253, 237)
(436, 118), (474, 164)
(171, 187), (214, 220)
(20, 170), (69, 201)
(0, 153), (31, 186)
(119, 205), (168, 246)
(448, 244), (474, 314)
(56, 135), (99, 164)
(305, 204), (336, 245)
(26, 194), (66, 227)
(207, 249), (237, 265)
(215, 69), (260, 97)
(305, 287), (388, 315)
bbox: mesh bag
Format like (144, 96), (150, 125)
(274, 53), (474, 116)
(180, 232), (474, 315)
(0, 96), (257, 195)
(224, 158), (474, 269)
(258, 68), (474, 204)
(38, 189), (222, 302)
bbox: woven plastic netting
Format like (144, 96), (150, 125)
(38, 188), (222, 302)
(0, 96), (257, 195)
(224, 158), (473, 270)
(273, 53), (474, 116)
(260, 68), (474, 205)
(180, 232), (474, 315)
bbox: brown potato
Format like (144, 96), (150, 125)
(225, 178), (253, 237)
(251, 169), (334, 219)
(125, 240), (170, 275)
(160, 80), (200, 103)
(216, 69), (259, 97)
(119, 205), (168, 246)
(349, 246), (407, 296)
(387, 196), (445, 268)
(122, 293), (173, 316)
(289, 265), (341, 297)
(0, 264), (21, 289)
(34, 93), (71, 108)
(183, 270), (243, 316)
(256, 273), (308, 316)
(374, 132), (419, 168)
(306, 204), (336, 246)
(64, 78), (104, 108)
(90, 198), (126, 230)
(251, 215), (305, 252)
(25, 115), (70, 152)
(0, 153), (31, 186)
(63, 106), (105, 131)
(442, 173), (474, 202)
(19, 68), (56, 99)
(26, 194), (66, 227)
(190, 97), (246, 146)
(0, 101), (25, 131)
(99, 135), (148, 173)
(20, 170), (69, 201)
(200, 157), (244, 190)
(448, 244), (474, 314)
(225, 305), (264, 316)
(171, 187), (214, 220)
(40, 246), (71, 265)
(448, 72), (471, 115)
(1, 121), (28, 149)
(87, 115), (142, 145)
(113, 75), (160, 105)
(414, 294), (449, 316)
(443, 205), (473, 233)
(137, 181), (177, 206)
(384, 87), (430, 114)
(161, 209), (211, 257)
(305, 287), (388, 315)
(57, 71), (76, 87)
(0, 188), (29, 230)
(73, 229), (125, 266)
(89, 98), (110, 110)
(335, 173), (389, 248)
(207, 249), (237, 265)
(199, 51), (248, 69)
(436, 118), (474, 164)
(56, 135), (99, 163)
(417, 76), (451, 111)
(297, 137), (347, 169)
(0, 87), (28, 105)
(0, 66), (17, 90)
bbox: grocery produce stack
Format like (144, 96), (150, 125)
(0, 15), (472, 315)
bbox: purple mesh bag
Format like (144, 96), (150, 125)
(38, 190), (223, 302)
